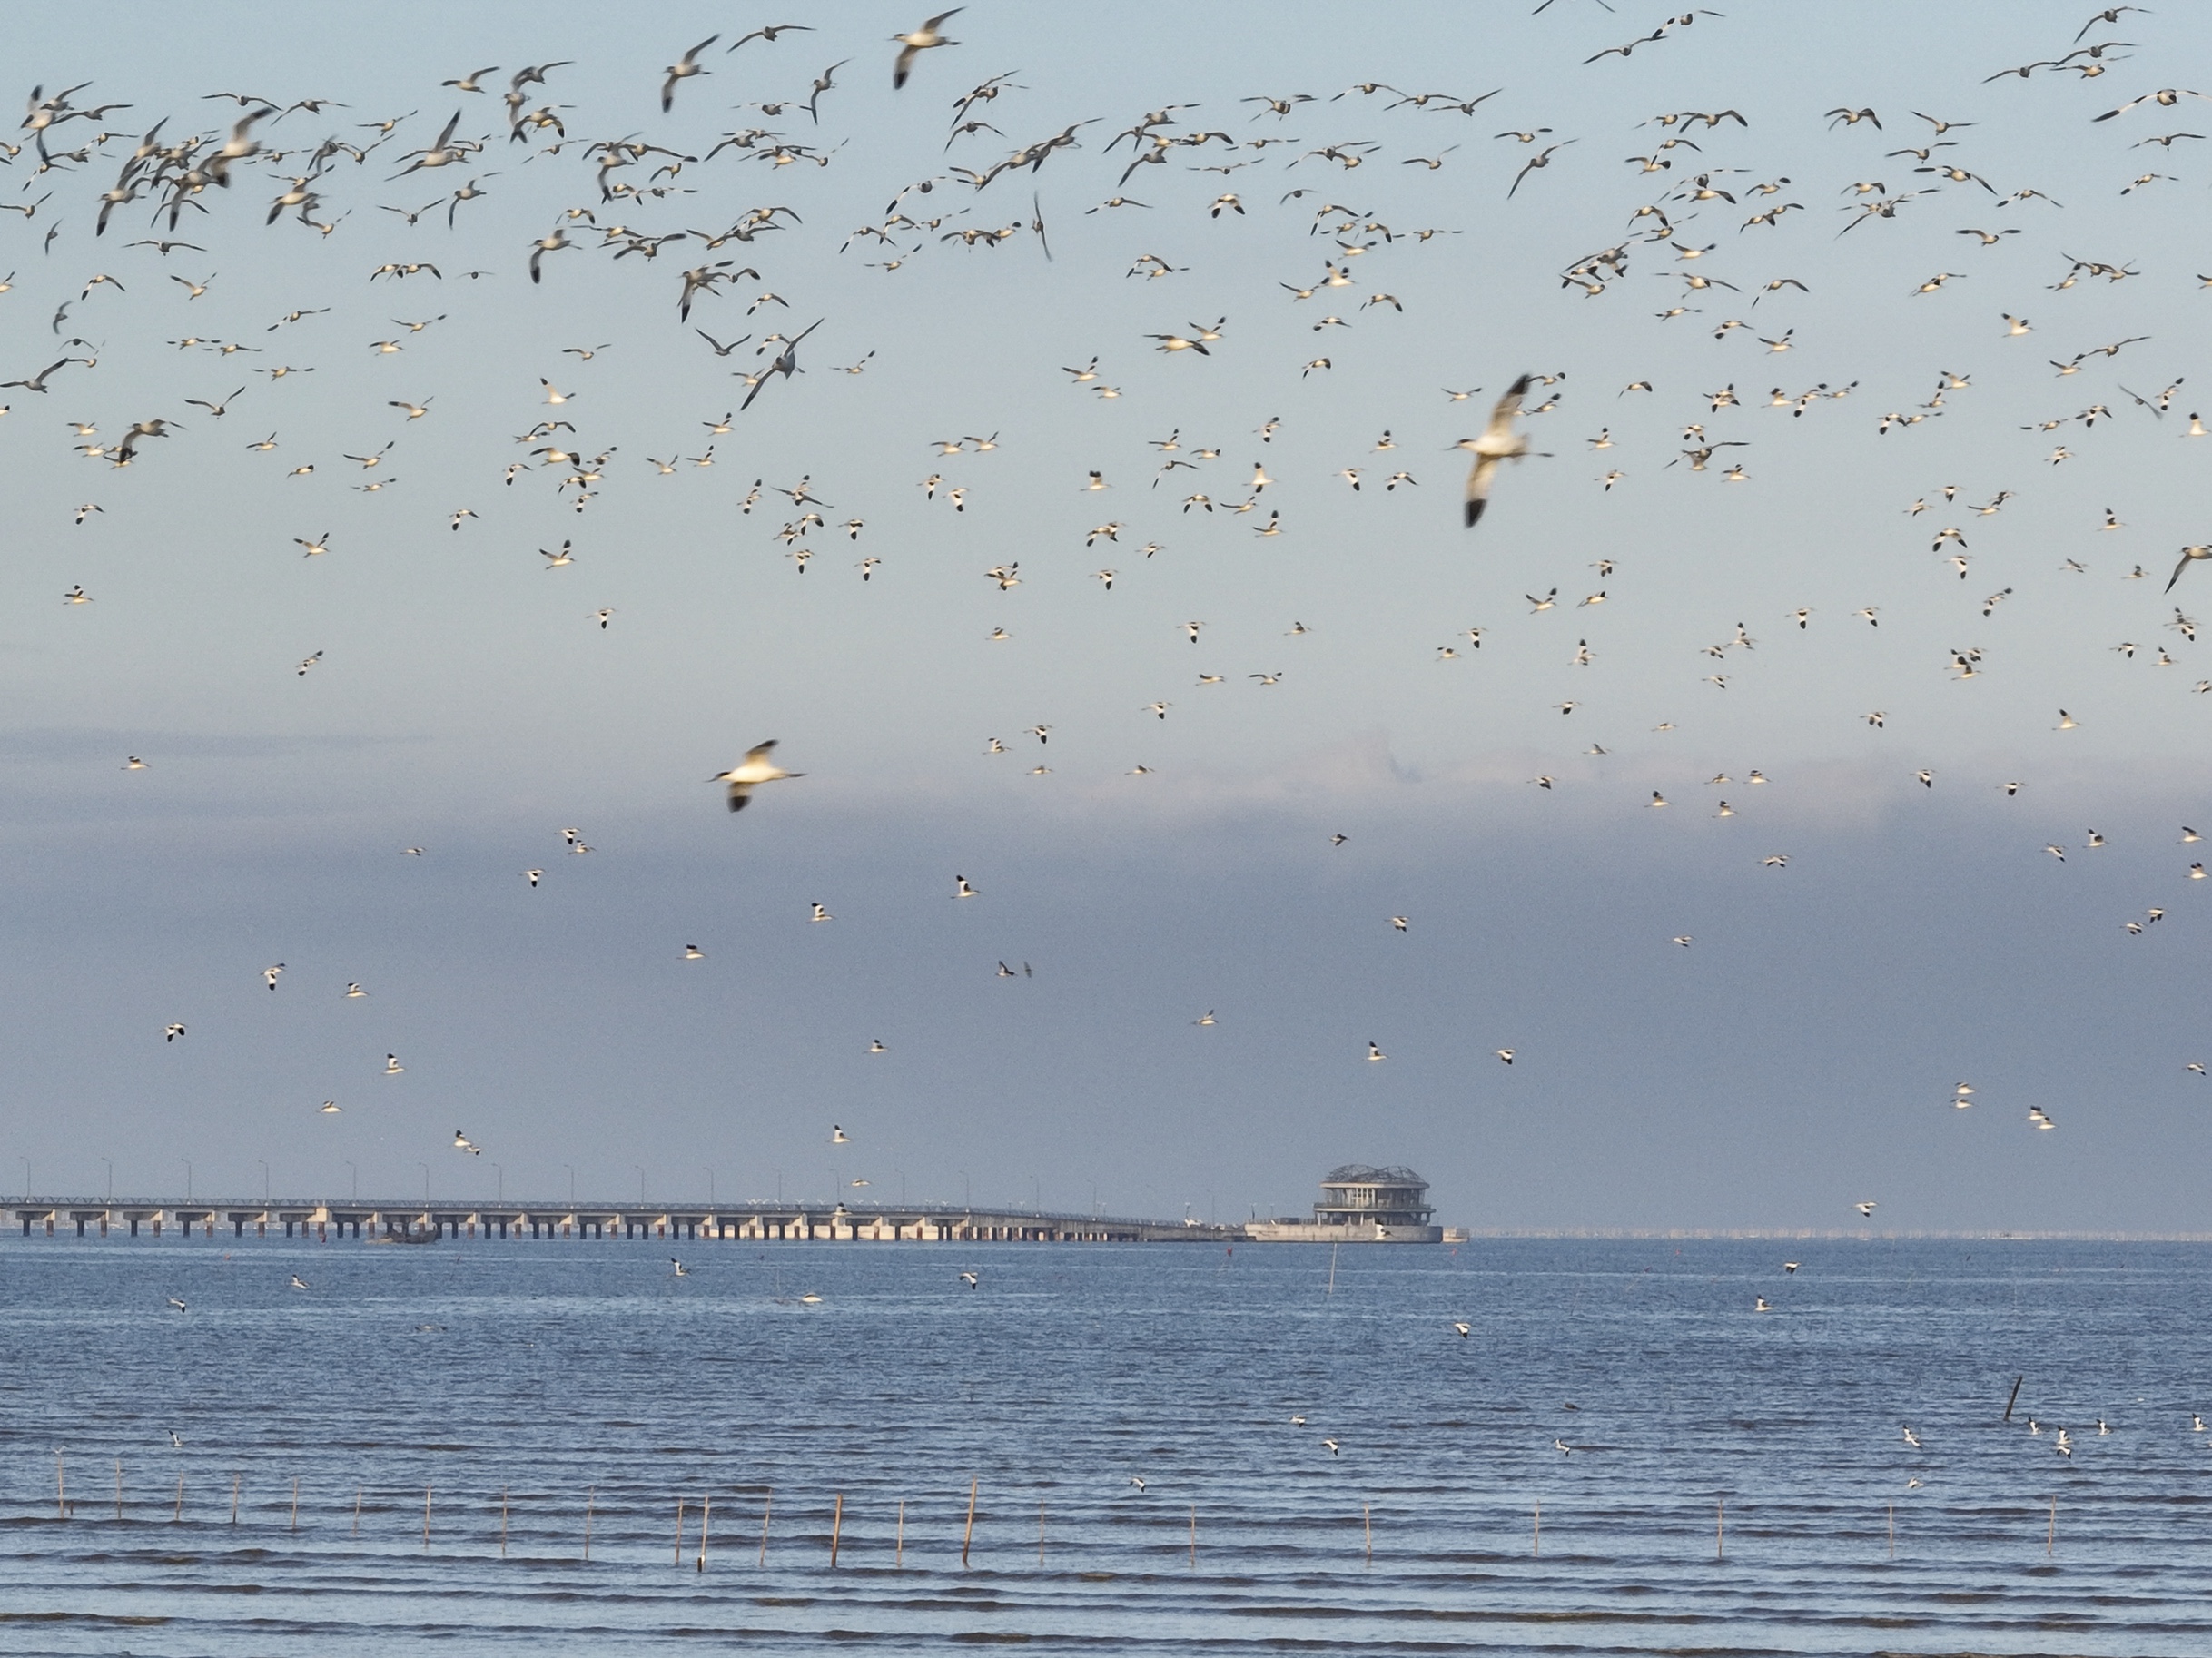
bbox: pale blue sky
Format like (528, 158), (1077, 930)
(5, 2), (2210, 1229)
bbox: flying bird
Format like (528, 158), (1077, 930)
(1455, 375), (1534, 527)
(710, 741), (803, 812)
(892, 10), (962, 90)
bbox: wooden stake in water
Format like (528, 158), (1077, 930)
(895, 1499), (904, 1569)
(1037, 1498), (1046, 1567)
(585, 1485), (595, 1563)
(1327, 1242), (1338, 1298)
(2003, 1375), (2025, 1424)
(115, 1458), (123, 1523)
(422, 1486), (432, 1550)
(291, 1478), (300, 1533)
(830, 1494), (844, 1567)
(353, 1485), (362, 1539)
(231, 1474), (240, 1525)
(1533, 1501), (1541, 1558)
(501, 1486), (509, 1559)
(174, 1475), (184, 1524)
(1887, 1503), (1895, 1559)
(962, 1478), (978, 1568)
(2047, 1496), (2055, 1556)
(696, 1494), (709, 1573)
(56, 1450), (65, 1520)
(1190, 1505), (1199, 1568)
(675, 1497), (686, 1565)
(1363, 1503), (1373, 1565)
(1716, 1497), (1724, 1560)
(757, 1488), (771, 1566)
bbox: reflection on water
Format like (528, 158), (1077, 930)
(0, 1237), (2205, 1654)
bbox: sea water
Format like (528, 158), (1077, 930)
(0, 1234), (2206, 1655)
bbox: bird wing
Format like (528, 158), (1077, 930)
(745, 739), (778, 762)
(2168, 552), (2195, 593)
(1485, 373), (1531, 436)
(726, 782), (754, 812)
(1464, 456), (1500, 526)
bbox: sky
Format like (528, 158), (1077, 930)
(5, 1), (2211, 1231)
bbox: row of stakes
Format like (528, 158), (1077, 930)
(39, 1457), (2066, 1565)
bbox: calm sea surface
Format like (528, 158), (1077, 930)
(0, 1234), (2207, 1656)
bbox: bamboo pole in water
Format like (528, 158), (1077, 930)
(115, 1459), (123, 1523)
(584, 1485), (595, 1563)
(2048, 1497), (2055, 1556)
(230, 1475), (240, 1525)
(1363, 1503), (1372, 1564)
(56, 1451), (65, 1520)
(291, 1478), (300, 1533)
(962, 1478), (978, 1567)
(352, 1485), (362, 1538)
(696, 1494), (709, 1573)
(422, 1487), (432, 1550)
(675, 1497), (686, 1565)
(2003, 1375), (2025, 1423)
(895, 1499), (904, 1568)
(1190, 1505), (1199, 1567)
(174, 1475), (183, 1524)
(501, 1486), (509, 1559)
(1887, 1504), (1894, 1559)
(757, 1488), (771, 1566)
(1037, 1498), (1045, 1567)
(1716, 1497), (1724, 1560)
(830, 1494), (844, 1566)
(1533, 1501), (1540, 1558)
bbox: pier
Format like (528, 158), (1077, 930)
(7, 1198), (1244, 1245)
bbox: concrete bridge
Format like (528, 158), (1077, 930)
(9, 1198), (1244, 1245)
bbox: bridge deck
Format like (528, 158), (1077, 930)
(11, 1199), (1243, 1244)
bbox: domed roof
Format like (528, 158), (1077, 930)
(1322, 1164), (1425, 1186)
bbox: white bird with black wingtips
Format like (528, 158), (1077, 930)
(1455, 374), (1534, 528)
(711, 741), (803, 813)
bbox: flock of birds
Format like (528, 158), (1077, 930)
(8, 3), (2211, 1230)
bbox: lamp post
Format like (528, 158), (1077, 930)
(17, 1157), (27, 1199)
(258, 1160), (270, 1204)
(1032, 1176), (1040, 1214)
(344, 1160), (357, 1201)
(564, 1163), (576, 1204)
(418, 1162), (430, 1204)
(494, 1164), (504, 1201)
(960, 1169), (971, 1209)
(634, 1165), (646, 1204)
(706, 1166), (715, 1206)
(101, 1158), (113, 1201)
(180, 1159), (193, 1201)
